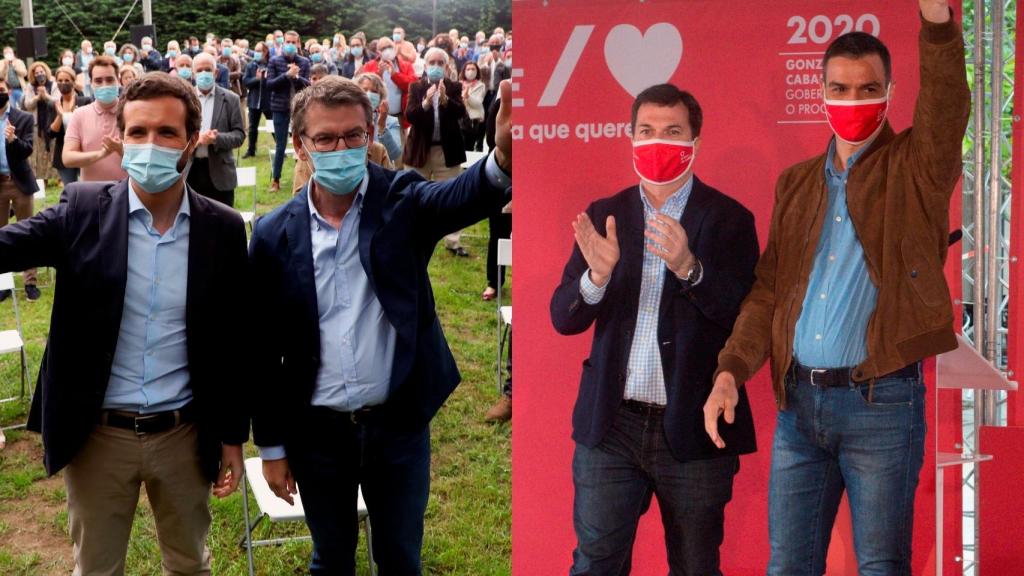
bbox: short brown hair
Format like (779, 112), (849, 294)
(631, 83), (703, 137)
(290, 75), (372, 137)
(116, 72), (202, 136)
(88, 55), (118, 81)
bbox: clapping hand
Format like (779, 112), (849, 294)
(572, 212), (619, 288)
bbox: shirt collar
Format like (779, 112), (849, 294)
(307, 171), (369, 227)
(127, 182), (191, 225)
(825, 136), (871, 178)
(92, 100), (116, 116)
(639, 175), (694, 214)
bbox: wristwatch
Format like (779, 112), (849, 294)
(681, 258), (702, 286)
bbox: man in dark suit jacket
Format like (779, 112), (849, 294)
(186, 53), (245, 207)
(266, 30), (311, 192)
(550, 84), (759, 576)
(0, 77), (40, 300)
(0, 72), (248, 575)
(249, 76), (512, 575)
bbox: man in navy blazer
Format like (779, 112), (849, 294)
(249, 76), (512, 575)
(0, 73), (248, 574)
(550, 84), (758, 575)
(0, 77), (41, 300)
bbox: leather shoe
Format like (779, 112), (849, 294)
(0, 290), (9, 303)
(24, 284), (40, 301)
(485, 395), (511, 422)
(269, 179), (281, 193)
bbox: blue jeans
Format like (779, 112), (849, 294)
(571, 404), (738, 576)
(271, 110), (290, 180)
(288, 407), (431, 576)
(767, 365), (925, 576)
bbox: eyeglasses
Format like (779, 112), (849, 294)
(303, 130), (368, 152)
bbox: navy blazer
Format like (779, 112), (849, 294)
(0, 180), (251, 480)
(266, 54), (310, 112)
(3, 107), (39, 196)
(551, 176), (760, 461)
(249, 160), (510, 450)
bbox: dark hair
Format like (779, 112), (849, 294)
(310, 63), (329, 77)
(822, 32), (891, 84)
(116, 72), (202, 136)
(88, 55), (119, 81)
(630, 84), (703, 137)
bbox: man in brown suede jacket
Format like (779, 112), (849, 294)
(703, 1), (969, 573)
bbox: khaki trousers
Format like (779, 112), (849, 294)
(412, 146), (464, 250)
(63, 422), (213, 576)
(0, 178), (36, 285)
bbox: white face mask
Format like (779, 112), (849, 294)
(465, 70), (477, 81)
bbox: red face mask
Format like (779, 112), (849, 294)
(823, 92), (889, 145)
(632, 139), (696, 186)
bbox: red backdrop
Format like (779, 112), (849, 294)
(512, 1), (964, 574)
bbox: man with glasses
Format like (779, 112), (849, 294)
(63, 55), (127, 183)
(249, 75), (512, 575)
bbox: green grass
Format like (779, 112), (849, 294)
(0, 117), (511, 575)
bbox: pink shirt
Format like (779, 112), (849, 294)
(65, 101), (127, 182)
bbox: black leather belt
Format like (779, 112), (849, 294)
(622, 399), (667, 414)
(791, 359), (921, 388)
(100, 402), (196, 435)
(311, 404), (384, 425)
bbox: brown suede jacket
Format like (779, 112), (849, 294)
(716, 15), (970, 408)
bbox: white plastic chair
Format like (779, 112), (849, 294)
(33, 179), (45, 208)
(236, 167), (258, 228)
(496, 238), (511, 393)
(0, 272), (28, 431)
(461, 150), (487, 170)
(240, 456), (375, 576)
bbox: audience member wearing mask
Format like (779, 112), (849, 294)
(242, 43), (272, 158)
(173, 54), (195, 84)
(354, 72), (402, 164)
(308, 44), (338, 76)
(139, 37), (163, 72)
(75, 40), (94, 76)
(266, 30), (311, 192)
(460, 62), (486, 152)
(162, 41), (181, 73)
(0, 47), (28, 111)
(403, 48), (470, 256)
(117, 44), (145, 77)
(185, 54), (245, 207)
(22, 61), (58, 181)
(47, 66), (92, 185)
(63, 56), (127, 183)
(360, 37), (416, 140)
(340, 32), (369, 79)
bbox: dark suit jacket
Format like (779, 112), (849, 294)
(404, 78), (467, 169)
(550, 176), (760, 461)
(249, 160), (510, 451)
(197, 86), (245, 192)
(4, 107), (38, 195)
(0, 180), (250, 480)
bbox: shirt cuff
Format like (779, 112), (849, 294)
(579, 269), (607, 305)
(258, 445), (287, 461)
(484, 151), (511, 190)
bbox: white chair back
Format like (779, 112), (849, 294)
(0, 272), (14, 292)
(237, 167), (257, 188)
(497, 238), (512, 267)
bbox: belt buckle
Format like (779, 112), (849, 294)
(809, 369), (827, 387)
(133, 414), (158, 435)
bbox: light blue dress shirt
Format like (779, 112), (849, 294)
(259, 153), (511, 460)
(793, 138), (878, 368)
(103, 185), (193, 413)
(579, 178), (696, 405)
(0, 106), (10, 176)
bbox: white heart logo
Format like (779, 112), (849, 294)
(604, 24), (683, 97)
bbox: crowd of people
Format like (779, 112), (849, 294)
(0, 18), (513, 576)
(1, 24), (513, 421)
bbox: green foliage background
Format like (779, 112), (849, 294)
(0, 0), (510, 67)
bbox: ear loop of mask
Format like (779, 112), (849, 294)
(178, 134), (199, 184)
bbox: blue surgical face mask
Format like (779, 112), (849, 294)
(366, 91), (381, 109)
(105, 46), (116, 56)
(122, 142), (192, 194)
(393, 33), (403, 42)
(123, 53), (134, 63)
(177, 67), (193, 80)
(94, 85), (119, 105)
(304, 144), (367, 196)
(222, 47), (232, 58)
(351, 46), (363, 58)
(196, 71), (215, 91)
(283, 44), (297, 57)
(426, 65), (444, 83)
(253, 51), (262, 61)
(167, 50), (178, 58)
(311, 53), (322, 63)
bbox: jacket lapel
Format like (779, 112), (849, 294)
(98, 181), (130, 351)
(185, 188), (208, 345)
(285, 188), (320, 330)
(209, 89), (223, 132)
